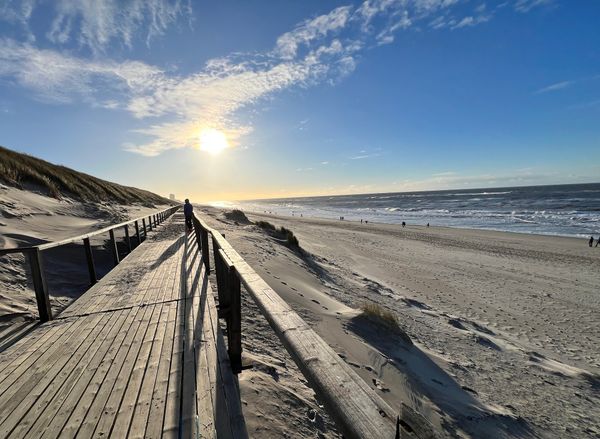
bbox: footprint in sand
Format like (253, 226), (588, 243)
(311, 299), (320, 304)
(348, 361), (361, 368)
(364, 365), (374, 372)
(281, 281), (287, 285)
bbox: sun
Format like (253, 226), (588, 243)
(199, 128), (229, 155)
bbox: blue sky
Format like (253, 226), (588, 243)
(0, 0), (598, 201)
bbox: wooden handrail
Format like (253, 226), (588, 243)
(0, 206), (179, 322)
(192, 213), (398, 439)
(0, 206), (178, 254)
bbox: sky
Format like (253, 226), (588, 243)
(0, 0), (599, 202)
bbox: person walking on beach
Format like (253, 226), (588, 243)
(402, 221), (406, 228)
(184, 199), (193, 232)
(596, 237), (599, 247)
(589, 236), (594, 247)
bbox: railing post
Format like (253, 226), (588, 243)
(27, 248), (52, 322)
(83, 237), (97, 285)
(213, 239), (227, 308)
(148, 216), (153, 231)
(200, 225), (210, 274)
(142, 218), (147, 240)
(192, 217), (202, 250)
(124, 225), (132, 253)
(108, 229), (120, 266)
(135, 220), (141, 245)
(228, 266), (242, 374)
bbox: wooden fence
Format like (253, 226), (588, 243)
(0, 206), (179, 322)
(191, 213), (413, 439)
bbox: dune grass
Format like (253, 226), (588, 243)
(0, 145), (173, 205)
(360, 302), (400, 331)
(256, 220), (300, 248)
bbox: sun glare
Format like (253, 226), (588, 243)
(199, 128), (229, 155)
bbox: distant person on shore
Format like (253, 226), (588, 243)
(427, 223), (430, 227)
(184, 199), (193, 232)
(402, 221), (406, 228)
(589, 236), (594, 247)
(596, 237), (599, 247)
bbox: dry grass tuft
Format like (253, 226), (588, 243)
(361, 302), (400, 330)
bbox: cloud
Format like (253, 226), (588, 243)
(0, 0), (555, 157)
(275, 6), (352, 60)
(1, 0), (190, 53)
(535, 80), (572, 94)
(514, 0), (554, 13)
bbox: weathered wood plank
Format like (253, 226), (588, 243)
(2, 310), (125, 437)
(22, 308), (131, 438)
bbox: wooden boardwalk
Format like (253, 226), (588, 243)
(0, 213), (246, 438)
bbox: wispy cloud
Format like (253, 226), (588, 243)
(535, 80), (573, 94)
(514, 0), (555, 13)
(535, 74), (600, 94)
(0, 0), (554, 157)
(0, 0), (190, 53)
(350, 149), (383, 160)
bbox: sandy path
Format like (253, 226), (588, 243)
(202, 207), (600, 438)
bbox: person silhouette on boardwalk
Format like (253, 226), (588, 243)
(589, 236), (594, 247)
(184, 199), (193, 232)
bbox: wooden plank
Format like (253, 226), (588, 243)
(21, 308), (132, 438)
(161, 298), (185, 438)
(0, 313), (107, 427)
(79, 255), (175, 437)
(57, 250), (169, 438)
(127, 301), (175, 439)
(108, 248), (181, 437)
(0, 318), (83, 402)
(42, 307), (143, 438)
(144, 299), (179, 439)
(65, 303), (158, 438)
(0, 320), (64, 377)
(0, 311), (120, 437)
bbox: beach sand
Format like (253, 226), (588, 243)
(200, 206), (600, 438)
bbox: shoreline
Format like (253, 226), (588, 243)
(213, 205), (595, 244)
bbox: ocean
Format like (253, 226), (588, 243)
(219, 183), (600, 238)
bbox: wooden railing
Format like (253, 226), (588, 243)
(191, 213), (407, 439)
(0, 206), (180, 322)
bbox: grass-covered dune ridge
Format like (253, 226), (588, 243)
(0, 145), (173, 205)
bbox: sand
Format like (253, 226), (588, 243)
(199, 206), (600, 439)
(0, 185), (170, 323)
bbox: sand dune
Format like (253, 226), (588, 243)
(201, 206), (600, 438)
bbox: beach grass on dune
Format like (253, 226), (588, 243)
(256, 220), (300, 248)
(0, 145), (173, 205)
(361, 302), (400, 331)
